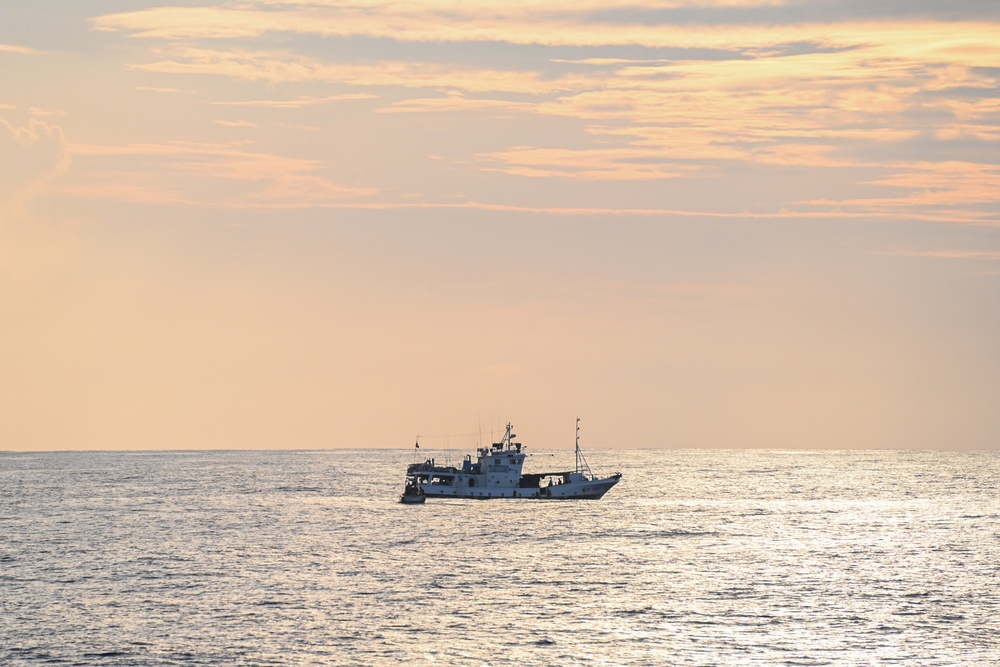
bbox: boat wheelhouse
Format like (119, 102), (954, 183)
(403, 420), (621, 500)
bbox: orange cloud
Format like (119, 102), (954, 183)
(92, 3), (1000, 60)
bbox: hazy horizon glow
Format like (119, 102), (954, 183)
(2, 1), (998, 451)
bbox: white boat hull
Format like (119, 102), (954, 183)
(419, 474), (620, 500)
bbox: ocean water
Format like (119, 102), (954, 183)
(1, 448), (998, 666)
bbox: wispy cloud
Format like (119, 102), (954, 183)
(136, 86), (189, 93)
(479, 146), (707, 180)
(211, 93), (377, 108)
(0, 43), (44, 55)
(378, 92), (534, 114)
(58, 141), (378, 208)
(29, 107), (66, 118)
(91, 2), (801, 43)
(127, 49), (583, 94)
(800, 162), (1000, 225)
(878, 250), (1000, 260)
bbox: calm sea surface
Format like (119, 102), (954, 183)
(1, 448), (998, 666)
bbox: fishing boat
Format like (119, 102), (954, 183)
(403, 419), (621, 500)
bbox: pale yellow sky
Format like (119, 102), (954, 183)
(2, 1), (999, 450)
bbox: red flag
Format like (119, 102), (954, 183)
(415, 442), (419, 449)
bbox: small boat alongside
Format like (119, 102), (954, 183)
(399, 480), (426, 504)
(403, 419), (621, 500)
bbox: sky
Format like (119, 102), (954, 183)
(2, 1), (999, 451)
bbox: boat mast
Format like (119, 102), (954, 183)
(575, 417), (594, 478)
(575, 418), (581, 473)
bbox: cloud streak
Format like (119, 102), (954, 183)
(0, 43), (44, 55)
(887, 250), (1000, 259)
(57, 141), (378, 208)
(211, 93), (377, 108)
